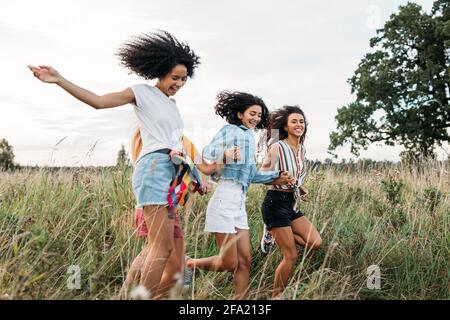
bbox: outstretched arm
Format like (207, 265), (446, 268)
(28, 65), (135, 109)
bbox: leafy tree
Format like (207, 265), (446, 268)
(0, 138), (17, 171)
(329, 0), (450, 159)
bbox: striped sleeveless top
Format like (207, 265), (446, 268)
(272, 140), (306, 195)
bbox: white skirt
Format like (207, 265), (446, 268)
(204, 180), (248, 234)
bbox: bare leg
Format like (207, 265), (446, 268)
(121, 238), (183, 299)
(291, 216), (322, 249)
(293, 233), (307, 246)
(234, 229), (251, 300)
(155, 237), (184, 298)
(139, 205), (175, 298)
(120, 246), (149, 298)
(270, 227), (298, 298)
(186, 233), (238, 272)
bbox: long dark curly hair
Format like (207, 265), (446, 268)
(259, 106), (308, 152)
(117, 30), (200, 79)
(214, 91), (270, 130)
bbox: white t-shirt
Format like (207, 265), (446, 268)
(130, 84), (184, 162)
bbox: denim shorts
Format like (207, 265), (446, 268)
(261, 190), (304, 230)
(132, 152), (176, 207)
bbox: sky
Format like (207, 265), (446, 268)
(1, 0), (446, 166)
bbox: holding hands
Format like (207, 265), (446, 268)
(271, 171), (295, 186)
(223, 146), (241, 163)
(198, 180), (212, 195)
(299, 186), (309, 201)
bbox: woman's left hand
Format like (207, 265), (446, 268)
(300, 186), (309, 200)
(199, 180), (212, 195)
(169, 150), (184, 164)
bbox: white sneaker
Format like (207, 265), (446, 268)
(260, 224), (275, 254)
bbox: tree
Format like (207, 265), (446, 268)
(116, 144), (130, 168)
(329, 0), (450, 159)
(0, 138), (17, 171)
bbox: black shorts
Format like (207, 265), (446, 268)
(261, 190), (304, 230)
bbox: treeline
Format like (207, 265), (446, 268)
(307, 158), (449, 174)
(11, 158), (449, 175)
(13, 165), (124, 174)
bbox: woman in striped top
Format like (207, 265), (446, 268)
(259, 106), (322, 298)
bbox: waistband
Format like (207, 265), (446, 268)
(217, 179), (245, 192)
(151, 148), (171, 155)
(266, 189), (296, 199)
(135, 148), (172, 165)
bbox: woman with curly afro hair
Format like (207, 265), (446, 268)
(184, 91), (294, 299)
(259, 106), (322, 298)
(28, 30), (218, 299)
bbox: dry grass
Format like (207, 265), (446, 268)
(0, 161), (448, 300)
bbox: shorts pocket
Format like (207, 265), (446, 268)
(218, 198), (242, 212)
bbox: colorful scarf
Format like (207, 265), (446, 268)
(167, 151), (202, 209)
(135, 150), (202, 237)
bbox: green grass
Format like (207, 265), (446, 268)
(0, 162), (448, 300)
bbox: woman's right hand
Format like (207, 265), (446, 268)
(223, 146), (241, 163)
(28, 65), (62, 84)
(272, 171), (295, 185)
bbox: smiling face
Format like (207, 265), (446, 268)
(156, 64), (188, 96)
(284, 113), (305, 139)
(237, 105), (262, 129)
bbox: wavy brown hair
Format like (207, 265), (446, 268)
(214, 91), (269, 129)
(258, 106), (308, 153)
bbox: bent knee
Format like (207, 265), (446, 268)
(284, 251), (298, 264)
(308, 236), (322, 250)
(221, 258), (238, 272)
(237, 256), (252, 270)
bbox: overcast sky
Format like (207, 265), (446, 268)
(1, 0), (445, 166)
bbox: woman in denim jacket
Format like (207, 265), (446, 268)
(185, 91), (293, 299)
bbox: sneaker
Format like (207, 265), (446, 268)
(260, 224), (275, 254)
(183, 256), (193, 289)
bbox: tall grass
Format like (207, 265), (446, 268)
(0, 161), (448, 299)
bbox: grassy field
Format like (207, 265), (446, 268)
(0, 161), (448, 300)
